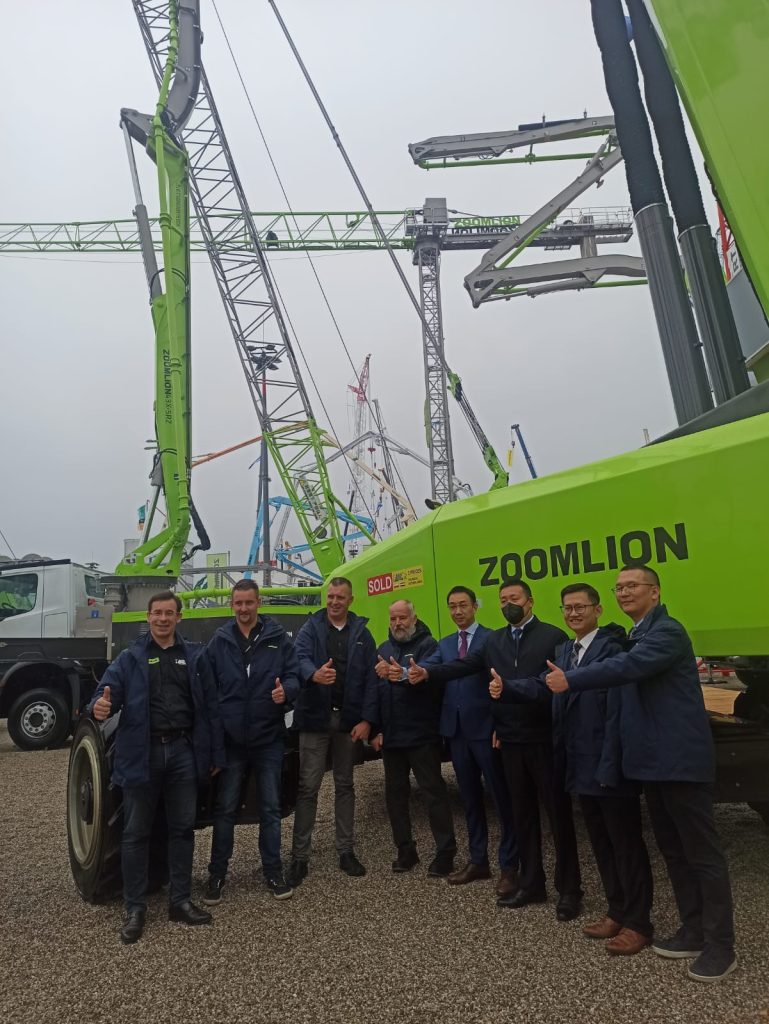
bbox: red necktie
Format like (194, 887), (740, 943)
(459, 630), (469, 658)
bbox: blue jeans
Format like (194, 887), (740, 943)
(208, 738), (284, 879)
(121, 736), (198, 914)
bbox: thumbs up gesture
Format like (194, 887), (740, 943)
(313, 658), (336, 685)
(407, 658), (428, 685)
(375, 655), (390, 679)
(93, 684), (112, 721)
(272, 677), (286, 704)
(545, 660), (569, 693)
(489, 668), (503, 700)
(387, 656), (405, 682)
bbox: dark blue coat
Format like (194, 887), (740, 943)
(565, 605), (714, 783)
(370, 621), (441, 749)
(88, 633), (226, 788)
(422, 624), (494, 741)
(206, 616), (300, 749)
(551, 625), (639, 797)
(293, 610), (378, 732)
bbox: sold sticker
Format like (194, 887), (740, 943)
(367, 565), (424, 597)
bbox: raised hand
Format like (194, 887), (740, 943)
(407, 659), (428, 685)
(272, 677), (286, 704)
(375, 655), (390, 679)
(313, 658), (336, 685)
(545, 660), (569, 694)
(93, 684), (112, 721)
(387, 656), (404, 682)
(489, 668), (503, 700)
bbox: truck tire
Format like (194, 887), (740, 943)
(7, 687), (70, 751)
(67, 717), (122, 903)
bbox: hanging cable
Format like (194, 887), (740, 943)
(210, 0), (414, 518)
(0, 525), (17, 559)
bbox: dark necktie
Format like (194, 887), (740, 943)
(570, 640), (582, 670)
(458, 630), (469, 658)
(511, 627), (523, 665)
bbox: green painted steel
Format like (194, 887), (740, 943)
(647, 0), (769, 319)
(116, 3), (192, 579)
(337, 412), (769, 658)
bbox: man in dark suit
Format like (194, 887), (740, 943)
(546, 565), (736, 983)
(410, 578), (582, 920)
(422, 586), (518, 896)
(551, 582), (653, 955)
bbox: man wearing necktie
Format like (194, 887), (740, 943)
(550, 582), (653, 956)
(421, 587), (519, 896)
(410, 578), (581, 920)
(545, 565), (736, 984)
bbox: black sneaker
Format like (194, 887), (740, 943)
(339, 852), (366, 877)
(688, 948), (738, 983)
(392, 845), (420, 873)
(265, 871), (293, 900)
(427, 855), (455, 878)
(652, 927), (705, 959)
(203, 875), (225, 906)
(286, 858), (309, 889)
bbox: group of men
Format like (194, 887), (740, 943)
(89, 565), (737, 983)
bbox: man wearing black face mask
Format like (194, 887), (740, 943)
(409, 579), (580, 920)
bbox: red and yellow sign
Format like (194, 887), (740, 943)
(366, 565), (424, 597)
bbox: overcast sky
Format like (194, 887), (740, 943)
(0, 1), (711, 571)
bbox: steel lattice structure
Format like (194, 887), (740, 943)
(130, 0), (363, 576)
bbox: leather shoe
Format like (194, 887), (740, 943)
(555, 893), (582, 922)
(606, 927), (652, 956)
(120, 909), (146, 945)
(392, 845), (420, 873)
(495, 867), (519, 898)
(583, 916), (622, 939)
(168, 900), (212, 926)
(496, 887), (546, 909)
(448, 862), (491, 885)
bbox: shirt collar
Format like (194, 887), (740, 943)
(574, 627), (599, 653)
(510, 614), (534, 637)
(458, 621), (479, 638)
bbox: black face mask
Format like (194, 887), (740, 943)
(502, 602), (525, 625)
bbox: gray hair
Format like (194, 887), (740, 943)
(389, 598), (415, 616)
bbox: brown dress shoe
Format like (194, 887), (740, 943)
(582, 916), (622, 939)
(606, 927), (652, 956)
(447, 862), (492, 885)
(495, 868), (519, 898)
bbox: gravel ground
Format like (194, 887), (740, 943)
(1, 725), (768, 1024)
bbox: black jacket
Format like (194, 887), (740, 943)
(424, 616), (568, 744)
(369, 620), (441, 749)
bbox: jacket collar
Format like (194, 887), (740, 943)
(312, 607), (368, 640)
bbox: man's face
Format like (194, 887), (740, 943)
(448, 592), (477, 630)
(499, 585), (532, 620)
(390, 601), (416, 642)
(147, 599), (182, 643)
(613, 568), (660, 621)
(561, 590), (601, 639)
(232, 587), (260, 630)
(327, 583), (353, 622)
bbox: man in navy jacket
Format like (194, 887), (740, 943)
(410, 579), (581, 919)
(546, 565), (736, 983)
(287, 577), (377, 886)
(89, 590), (225, 944)
(422, 586), (518, 896)
(551, 582), (653, 956)
(204, 579), (300, 902)
(369, 599), (457, 876)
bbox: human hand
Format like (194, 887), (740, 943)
(375, 655), (390, 679)
(545, 660), (569, 694)
(93, 685), (112, 721)
(313, 659), (336, 685)
(491, 730), (501, 750)
(370, 733), (383, 752)
(489, 668), (503, 700)
(407, 659), (428, 685)
(272, 677), (286, 704)
(350, 721), (371, 742)
(387, 656), (404, 682)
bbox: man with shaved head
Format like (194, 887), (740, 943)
(367, 600), (456, 876)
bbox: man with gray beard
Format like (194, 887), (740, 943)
(367, 600), (457, 876)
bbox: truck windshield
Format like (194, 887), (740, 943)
(0, 573), (39, 618)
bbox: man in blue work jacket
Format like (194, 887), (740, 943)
(551, 582), (653, 956)
(90, 590), (225, 945)
(546, 565), (736, 983)
(204, 579), (300, 903)
(286, 576), (378, 887)
(422, 586), (518, 896)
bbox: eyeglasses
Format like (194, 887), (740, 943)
(559, 603), (596, 615)
(611, 583), (656, 595)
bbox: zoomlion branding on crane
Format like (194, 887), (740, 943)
(162, 348), (173, 424)
(478, 522), (688, 587)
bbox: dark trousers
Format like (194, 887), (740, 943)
(122, 736), (198, 914)
(208, 738), (284, 878)
(501, 741), (581, 897)
(579, 793), (653, 936)
(644, 781), (735, 953)
(450, 732), (518, 870)
(292, 711), (359, 860)
(383, 742), (457, 857)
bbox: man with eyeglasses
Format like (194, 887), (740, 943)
(551, 582), (653, 956)
(545, 565), (736, 983)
